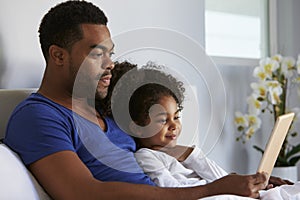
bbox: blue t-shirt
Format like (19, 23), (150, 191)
(4, 93), (154, 185)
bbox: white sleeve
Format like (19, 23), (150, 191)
(181, 146), (228, 182)
(134, 148), (185, 187)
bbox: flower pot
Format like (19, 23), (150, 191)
(271, 166), (298, 182)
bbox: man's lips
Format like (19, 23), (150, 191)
(99, 75), (111, 86)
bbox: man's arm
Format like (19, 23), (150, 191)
(29, 150), (268, 199)
(29, 150), (208, 200)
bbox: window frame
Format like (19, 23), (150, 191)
(205, 0), (277, 67)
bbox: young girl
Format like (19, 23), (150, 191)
(101, 61), (299, 199)
(101, 61), (228, 187)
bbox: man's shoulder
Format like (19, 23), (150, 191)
(13, 93), (71, 118)
(5, 93), (74, 133)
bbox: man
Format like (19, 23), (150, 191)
(4, 1), (271, 199)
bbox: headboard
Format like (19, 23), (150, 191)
(0, 89), (37, 139)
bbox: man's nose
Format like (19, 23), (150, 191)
(102, 55), (114, 70)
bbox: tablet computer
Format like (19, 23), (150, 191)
(257, 112), (295, 178)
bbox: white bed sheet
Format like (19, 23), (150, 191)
(201, 182), (300, 200)
(201, 195), (254, 200)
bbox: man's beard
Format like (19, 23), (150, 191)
(95, 70), (111, 100)
(95, 87), (108, 100)
(69, 61), (98, 99)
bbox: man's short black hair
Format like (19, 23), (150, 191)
(39, 0), (108, 61)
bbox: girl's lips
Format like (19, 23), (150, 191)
(165, 134), (177, 140)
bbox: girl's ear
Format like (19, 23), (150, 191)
(129, 121), (142, 137)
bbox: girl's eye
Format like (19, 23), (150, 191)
(109, 52), (115, 58)
(174, 116), (181, 120)
(156, 119), (167, 124)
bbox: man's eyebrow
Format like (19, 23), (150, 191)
(90, 43), (115, 51)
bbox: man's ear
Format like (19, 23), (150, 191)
(48, 45), (67, 66)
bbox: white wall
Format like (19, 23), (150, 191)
(0, 0), (299, 177)
(0, 0), (205, 89)
(277, 0), (300, 179)
(0, 1), (65, 88)
(278, 0), (300, 57)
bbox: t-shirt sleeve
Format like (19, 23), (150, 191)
(182, 146), (228, 182)
(5, 103), (75, 165)
(135, 148), (184, 187)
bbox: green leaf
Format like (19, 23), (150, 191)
(286, 144), (300, 159)
(288, 155), (300, 166)
(275, 156), (289, 167)
(253, 145), (264, 155)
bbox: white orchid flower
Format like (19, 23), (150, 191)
(259, 57), (271, 67)
(244, 115), (261, 139)
(271, 54), (283, 62)
(297, 55), (300, 75)
(265, 80), (283, 104)
(253, 66), (269, 81)
(251, 82), (267, 98)
(259, 57), (280, 77)
(235, 55), (300, 145)
(247, 114), (262, 130)
(266, 79), (280, 85)
(269, 87), (282, 105)
(245, 127), (255, 139)
(247, 94), (262, 115)
(281, 56), (296, 78)
(234, 112), (249, 128)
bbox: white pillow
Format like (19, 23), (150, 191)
(0, 143), (51, 200)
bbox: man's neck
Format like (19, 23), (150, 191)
(71, 98), (107, 131)
(38, 86), (73, 110)
(38, 85), (106, 131)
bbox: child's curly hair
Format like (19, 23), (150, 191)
(98, 61), (137, 117)
(99, 61), (185, 132)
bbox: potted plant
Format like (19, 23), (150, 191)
(234, 54), (300, 176)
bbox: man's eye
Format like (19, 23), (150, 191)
(90, 51), (104, 58)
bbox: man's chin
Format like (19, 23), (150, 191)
(165, 142), (177, 148)
(95, 90), (108, 100)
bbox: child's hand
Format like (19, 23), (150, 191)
(207, 172), (268, 198)
(268, 176), (293, 188)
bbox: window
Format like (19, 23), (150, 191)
(205, 0), (270, 63)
